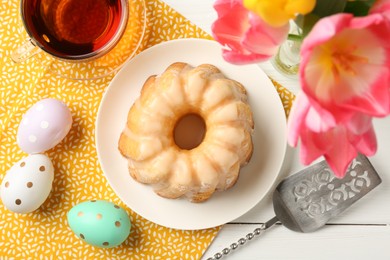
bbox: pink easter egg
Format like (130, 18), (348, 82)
(17, 99), (72, 154)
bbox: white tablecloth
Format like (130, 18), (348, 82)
(163, 1), (390, 259)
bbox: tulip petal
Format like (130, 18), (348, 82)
(323, 128), (358, 178)
(212, 0), (249, 50)
(340, 67), (390, 117)
(300, 13), (390, 126)
(305, 104), (336, 133)
(354, 127), (378, 156)
(285, 0), (316, 16)
(370, 0), (390, 19)
(287, 93), (309, 147)
(221, 49), (270, 64)
(299, 129), (333, 165)
(346, 113), (373, 135)
(242, 14), (289, 56)
(212, 0), (289, 64)
(325, 153), (357, 178)
(243, 0), (315, 27)
(287, 94), (378, 179)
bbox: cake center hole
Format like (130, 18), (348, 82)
(174, 113), (206, 150)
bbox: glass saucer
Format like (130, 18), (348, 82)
(17, 0), (147, 80)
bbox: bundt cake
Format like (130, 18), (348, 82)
(118, 62), (254, 202)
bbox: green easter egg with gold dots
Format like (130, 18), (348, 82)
(67, 200), (131, 248)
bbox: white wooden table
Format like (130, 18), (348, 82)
(162, 1), (390, 259)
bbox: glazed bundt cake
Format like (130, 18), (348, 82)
(118, 62), (254, 202)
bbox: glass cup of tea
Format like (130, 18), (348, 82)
(12, 0), (129, 63)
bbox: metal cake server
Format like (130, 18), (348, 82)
(206, 154), (382, 260)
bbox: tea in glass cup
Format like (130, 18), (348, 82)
(13, 0), (128, 62)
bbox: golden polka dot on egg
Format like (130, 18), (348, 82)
(5, 181), (9, 188)
(115, 221), (121, 227)
(80, 234), (85, 239)
(77, 211), (84, 217)
(27, 182), (33, 188)
(39, 166), (45, 172)
(96, 214), (102, 220)
(20, 162), (26, 167)
(102, 242), (109, 246)
(15, 199), (21, 205)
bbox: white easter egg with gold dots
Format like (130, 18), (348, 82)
(0, 154), (54, 214)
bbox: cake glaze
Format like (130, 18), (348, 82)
(118, 62), (254, 202)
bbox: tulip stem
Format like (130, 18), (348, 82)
(287, 34), (303, 42)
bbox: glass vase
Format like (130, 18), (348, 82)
(271, 22), (302, 79)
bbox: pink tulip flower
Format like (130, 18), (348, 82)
(291, 13), (390, 177)
(288, 93), (377, 178)
(211, 0), (289, 64)
(300, 13), (390, 129)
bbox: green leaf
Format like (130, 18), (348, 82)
(287, 33), (303, 42)
(344, 0), (376, 17)
(301, 13), (321, 38)
(295, 0), (347, 37)
(312, 0), (347, 17)
(354, 0), (376, 5)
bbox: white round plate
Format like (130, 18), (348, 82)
(96, 38), (287, 230)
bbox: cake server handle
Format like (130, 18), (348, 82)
(206, 216), (279, 260)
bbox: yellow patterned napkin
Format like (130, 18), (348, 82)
(0, 0), (295, 259)
(271, 79), (295, 117)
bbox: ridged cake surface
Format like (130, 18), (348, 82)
(118, 62), (254, 202)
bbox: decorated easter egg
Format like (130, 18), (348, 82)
(0, 154), (54, 214)
(17, 98), (72, 154)
(67, 200), (131, 248)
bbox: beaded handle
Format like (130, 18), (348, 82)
(206, 217), (279, 260)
